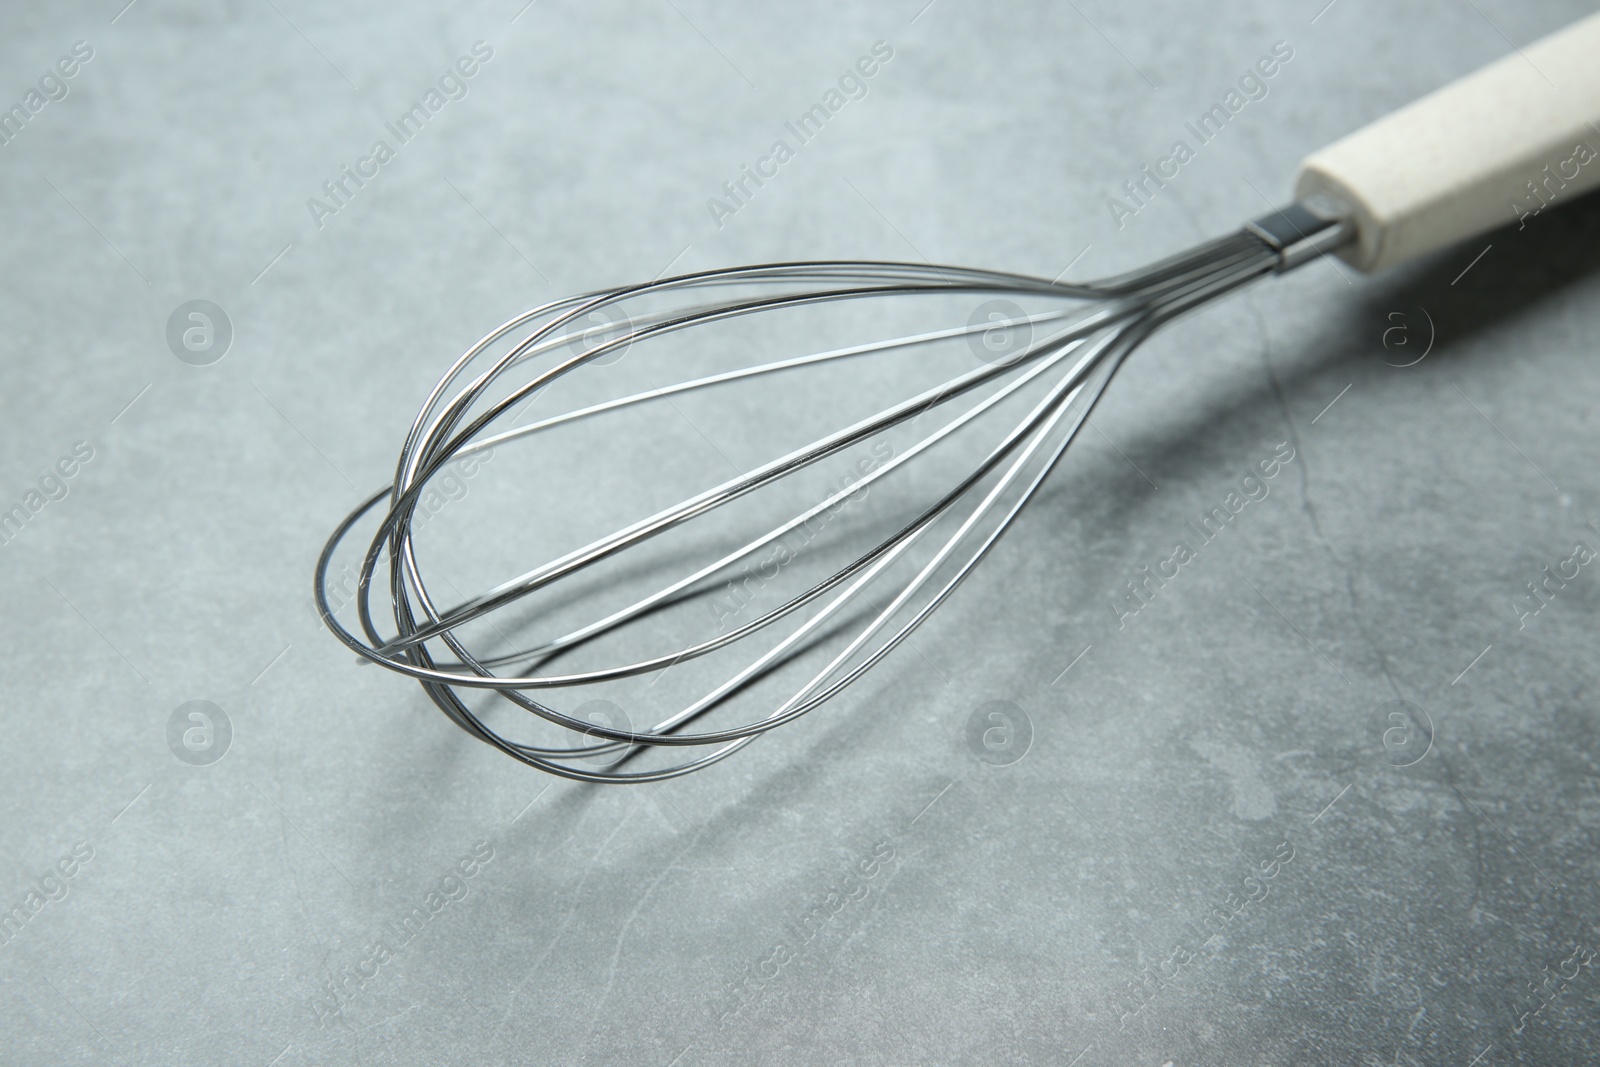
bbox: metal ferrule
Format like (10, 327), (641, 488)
(1244, 194), (1357, 271)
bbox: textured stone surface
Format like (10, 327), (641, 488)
(0, 1), (1596, 1064)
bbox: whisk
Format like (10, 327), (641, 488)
(318, 14), (1600, 782)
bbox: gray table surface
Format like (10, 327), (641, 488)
(3, 1), (1599, 1064)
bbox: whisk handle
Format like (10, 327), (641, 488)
(1294, 11), (1600, 273)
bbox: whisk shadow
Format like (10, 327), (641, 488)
(1357, 187), (1600, 346)
(1030, 187), (1600, 545)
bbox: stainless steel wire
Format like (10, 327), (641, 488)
(317, 211), (1349, 783)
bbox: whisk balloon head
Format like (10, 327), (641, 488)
(318, 214), (1332, 783)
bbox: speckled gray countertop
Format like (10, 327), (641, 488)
(2, 1), (1598, 1064)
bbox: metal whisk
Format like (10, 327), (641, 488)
(317, 12), (1600, 781)
(316, 204), (1349, 783)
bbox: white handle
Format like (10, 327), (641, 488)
(1294, 12), (1600, 273)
